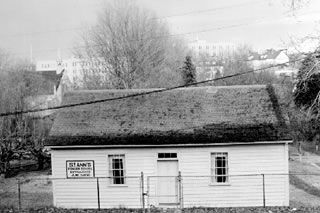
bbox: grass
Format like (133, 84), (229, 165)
(289, 184), (320, 207)
(288, 143), (320, 207)
(0, 169), (53, 209)
(0, 192), (52, 209)
(301, 142), (320, 155)
(290, 174), (320, 197)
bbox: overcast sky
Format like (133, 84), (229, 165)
(0, 0), (319, 61)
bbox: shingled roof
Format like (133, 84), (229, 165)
(24, 70), (63, 96)
(46, 85), (291, 147)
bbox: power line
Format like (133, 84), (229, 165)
(0, 56), (307, 118)
(0, 0), (263, 39)
(2, 9), (318, 58)
(166, 9), (320, 38)
(8, 9), (320, 58)
(157, 0), (264, 19)
(0, 11), (301, 57)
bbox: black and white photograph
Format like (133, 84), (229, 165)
(1, 0), (320, 212)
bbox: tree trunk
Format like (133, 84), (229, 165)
(4, 161), (10, 177)
(297, 141), (302, 154)
(37, 152), (44, 170)
(0, 149), (13, 177)
(0, 162), (4, 177)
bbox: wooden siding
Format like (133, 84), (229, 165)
(51, 143), (289, 208)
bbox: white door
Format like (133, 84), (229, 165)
(157, 160), (179, 205)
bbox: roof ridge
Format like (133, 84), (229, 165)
(64, 85), (268, 94)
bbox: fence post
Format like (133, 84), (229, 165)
(262, 174), (266, 208)
(147, 176), (150, 212)
(178, 171), (183, 209)
(18, 179), (21, 210)
(96, 177), (101, 210)
(141, 172), (145, 213)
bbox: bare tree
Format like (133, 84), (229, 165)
(26, 116), (52, 170)
(288, 0), (309, 12)
(0, 57), (52, 176)
(76, 0), (186, 89)
(0, 69), (29, 176)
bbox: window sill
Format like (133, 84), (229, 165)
(108, 184), (129, 187)
(209, 183), (231, 186)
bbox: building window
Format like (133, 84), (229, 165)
(108, 154), (125, 184)
(211, 152), (228, 183)
(158, 153), (177, 159)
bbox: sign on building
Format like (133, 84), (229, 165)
(66, 160), (95, 178)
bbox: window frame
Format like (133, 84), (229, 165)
(108, 154), (126, 185)
(211, 152), (229, 184)
(157, 152), (178, 160)
(157, 152), (178, 162)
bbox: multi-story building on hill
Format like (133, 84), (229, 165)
(188, 39), (236, 58)
(195, 59), (224, 82)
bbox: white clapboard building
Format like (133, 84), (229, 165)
(46, 85), (291, 209)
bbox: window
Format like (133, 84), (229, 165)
(108, 154), (125, 184)
(211, 152), (228, 183)
(158, 153), (177, 159)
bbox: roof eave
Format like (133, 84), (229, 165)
(46, 140), (292, 150)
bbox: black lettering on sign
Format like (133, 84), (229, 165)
(66, 160), (94, 178)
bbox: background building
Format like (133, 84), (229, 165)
(188, 39), (236, 58)
(36, 57), (108, 88)
(247, 49), (297, 79)
(247, 49), (290, 69)
(195, 59), (224, 82)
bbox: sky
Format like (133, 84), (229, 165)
(0, 0), (320, 61)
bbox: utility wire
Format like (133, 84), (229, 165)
(0, 16), (292, 56)
(3, 9), (317, 57)
(0, 56), (307, 118)
(157, 0), (264, 19)
(0, 0), (264, 38)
